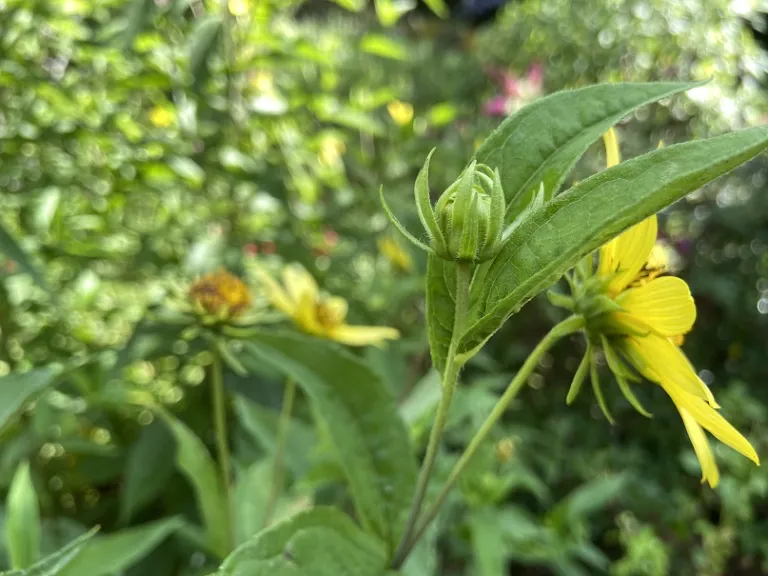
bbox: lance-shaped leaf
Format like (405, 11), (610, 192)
(474, 81), (701, 220)
(0, 222), (53, 300)
(459, 125), (768, 358)
(414, 149), (445, 252)
(0, 528), (98, 576)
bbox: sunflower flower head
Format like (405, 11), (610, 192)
(550, 128), (759, 487)
(189, 269), (252, 320)
(256, 264), (399, 347)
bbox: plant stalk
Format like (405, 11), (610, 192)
(262, 378), (297, 527)
(392, 260), (472, 567)
(211, 350), (234, 551)
(397, 315), (585, 563)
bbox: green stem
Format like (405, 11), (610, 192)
(392, 260), (472, 568)
(397, 315), (585, 563)
(262, 378), (297, 527)
(211, 351), (234, 551)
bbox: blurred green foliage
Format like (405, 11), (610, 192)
(1, 0), (768, 574)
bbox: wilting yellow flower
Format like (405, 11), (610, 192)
(378, 236), (413, 272)
(560, 128), (759, 487)
(387, 100), (414, 126)
(256, 264), (399, 347)
(189, 269), (251, 319)
(149, 106), (175, 128)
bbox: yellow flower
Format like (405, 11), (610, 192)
(561, 128), (759, 487)
(149, 106), (175, 128)
(378, 236), (413, 272)
(256, 264), (399, 347)
(387, 100), (414, 126)
(189, 269), (251, 319)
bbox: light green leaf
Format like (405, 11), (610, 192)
(218, 507), (387, 576)
(6, 462), (41, 569)
(469, 508), (507, 576)
(474, 82), (700, 219)
(425, 254), (456, 373)
(359, 35), (409, 61)
(459, 125), (768, 357)
(188, 16), (223, 89)
(119, 421), (176, 524)
(0, 368), (61, 432)
(374, 0), (415, 27)
(58, 518), (182, 576)
(158, 410), (231, 558)
(237, 333), (416, 554)
(233, 461), (271, 546)
(422, 0), (448, 18)
(0, 528), (98, 576)
(120, 0), (155, 50)
(0, 222), (52, 298)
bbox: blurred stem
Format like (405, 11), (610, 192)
(398, 315), (585, 561)
(210, 350), (233, 550)
(262, 378), (296, 528)
(392, 260), (472, 568)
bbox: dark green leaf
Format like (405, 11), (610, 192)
(119, 421), (176, 524)
(237, 333), (417, 554)
(218, 507), (387, 576)
(425, 254), (456, 372)
(58, 518), (182, 576)
(120, 0), (155, 50)
(474, 82), (700, 219)
(0, 368), (61, 432)
(459, 125), (768, 357)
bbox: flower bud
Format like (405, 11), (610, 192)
(379, 149), (507, 263)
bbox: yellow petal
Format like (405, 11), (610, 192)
(608, 216), (657, 293)
(294, 291), (324, 336)
(282, 265), (318, 305)
(326, 325), (400, 347)
(666, 388), (759, 467)
(319, 296), (348, 326)
(619, 276), (696, 337)
(598, 238), (617, 277)
(679, 407), (720, 487)
(621, 333), (716, 405)
(255, 268), (295, 315)
(602, 127), (621, 168)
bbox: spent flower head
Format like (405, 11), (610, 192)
(256, 264), (399, 347)
(189, 269), (252, 320)
(552, 128), (759, 487)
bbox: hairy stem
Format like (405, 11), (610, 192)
(211, 351), (233, 551)
(392, 260), (472, 568)
(262, 378), (297, 527)
(399, 315), (585, 562)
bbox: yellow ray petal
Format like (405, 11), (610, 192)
(666, 388), (759, 466)
(679, 407), (720, 487)
(598, 238), (618, 277)
(255, 268), (295, 315)
(294, 291), (324, 336)
(318, 296), (348, 327)
(609, 216), (657, 293)
(619, 276), (696, 337)
(621, 333), (716, 404)
(327, 325), (400, 347)
(282, 265), (318, 305)
(602, 127), (621, 168)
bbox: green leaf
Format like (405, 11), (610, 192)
(0, 368), (61, 432)
(236, 333), (417, 554)
(459, 125), (768, 358)
(374, 0), (415, 27)
(549, 474), (628, 529)
(6, 462), (41, 569)
(233, 461), (271, 546)
(158, 410), (231, 558)
(0, 528), (98, 576)
(422, 0), (448, 18)
(119, 421), (176, 524)
(469, 508), (507, 576)
(425, 254), (456, 372)
(57, 518), (182, 576)
(234, 396), (314, 477)
(188, 16), (223, 89)
(474, 81), (700, 219)
(218, 507), (387, 576)
(359, 35), (409, 61)
(120, 0), (155, 50)
(0, 222), (52, 298)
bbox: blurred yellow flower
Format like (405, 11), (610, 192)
(495, 437), (516, 464)
(250, 71), (273, 93)
(378, 236), (413, 272)
(387, 100), (414, 126)
(189, 269), (251, 318)
(564, 128), (759, 487)
(149, 106), (175, 128)
(318, 135), (346, 167)
(256, 265), (399, 347)
(229, 0), (249, 16)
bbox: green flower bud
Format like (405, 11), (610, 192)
(379, 149), (506, 263)
(432, 161), (505, 262)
